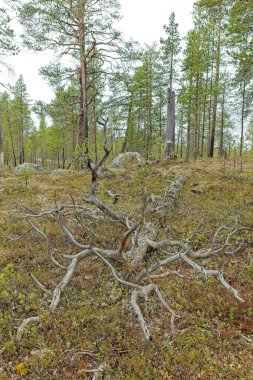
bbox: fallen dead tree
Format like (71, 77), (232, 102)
(9, 124), (253, 343)
(151, 176), (185, 213)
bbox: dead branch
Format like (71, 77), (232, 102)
(92, 248), (177, 340)
(10, 143), (252, 345)
(87, 118), (127, 227)
(7, 227), (34, 241)
(179, 253), (245, 302)
(27, 219), (67, 269)
(17, 316), (40, 341)
(88, 117), (110, 197)
(30, 273), (52, 296)
(117, 223), (140, 255)
(141, 187), (148, 223)
(106, 189), (123, 204)
(50, 249), (91, 310)
(150, 270), (192, 280)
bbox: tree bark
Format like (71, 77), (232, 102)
(207, 10), (221, 157)
(78, 13), (88, 151)
(122, 93), (133, 153)
(186, 78), (192, 160)
(240, 81), (246, 173)
(0, 108), (4, 167)
(164, 88), (175, 159)
(218, 85), (225, 158)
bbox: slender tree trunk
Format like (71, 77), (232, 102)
(137, 91), (141, 153)
(71, 106), (76, 151)
(240, 81), (246, 173)
(200, 67), (210, 157)
(57, 148), (60, 169)
(218, 85), (225, 158)
(62, 147), (65, 169)
(6, 107), (17, 167)
(193, 73), (200, 158)
(164, 88), (175, 159)
(207, 10), (221, 157)
(169, 50), (174, 91)
(34, 145), (37, 164)
(93, 95), (98, 163)
(186, 78), (192, 160)
(20, 84), (25, 164)
(146, 57), (153, 160)
(207, 26), (215, 156)
(0, 108), (4, 167)
(158, 90), (163, 160)
(122, 93), (133, 153)
(177, 109), (184, 157)
(78, 10), (88, 151)
(180, 123), (183, 158)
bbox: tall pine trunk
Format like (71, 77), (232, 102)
(218, 85), (225, 157)
(240, 81), (246, 172)
(207, 10), (221, 157)
(78, 13), (88, 152)
(164, 88), (175, 159)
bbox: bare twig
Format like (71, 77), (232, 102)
(27, 218), (66, 269)
(17, 316), (40, 341)
(30, 273), (52, 296)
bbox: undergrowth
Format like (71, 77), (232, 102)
(0, 158), (252, 379)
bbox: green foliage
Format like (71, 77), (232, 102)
(0, 7), (19, 59)
(16, 166), (32, 188)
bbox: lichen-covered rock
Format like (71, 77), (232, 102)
(110, 152), (145, 168)
(15, 163), (44, 174)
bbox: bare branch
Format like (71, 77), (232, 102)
(50, 249), (91, 310)
(27, 219), (66, 269)
(17, 316), (40, 341)
(30, 273), (52, 296)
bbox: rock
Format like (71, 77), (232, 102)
(110, 152), (145, 168)
(15, 163), (44, 175)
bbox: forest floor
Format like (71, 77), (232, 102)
(0, 157), (253, 380)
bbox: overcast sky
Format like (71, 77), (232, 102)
(2, 0), (195, 103)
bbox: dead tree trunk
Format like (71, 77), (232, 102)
(152, 176), (185, 213)
(164, 88), (175, 160)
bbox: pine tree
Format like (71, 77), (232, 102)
(11, 75), (33, 164)
(160, 12), (181, 90)
(0, 5), (18, 166)
(15, 0), (121, 153)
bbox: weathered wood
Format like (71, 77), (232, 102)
(131, 222), (158, 264)
(152, 176), (185, 213)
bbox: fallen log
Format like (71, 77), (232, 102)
(152, 176), (185, 213)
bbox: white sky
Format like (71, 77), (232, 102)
(2, 0), (195, 103)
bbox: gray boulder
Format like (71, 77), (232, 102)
(110, 152), (145, 168)
(15, 163), (44, 175)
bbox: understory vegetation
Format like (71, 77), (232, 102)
(0, 158), (252, 379)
